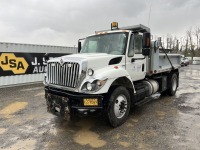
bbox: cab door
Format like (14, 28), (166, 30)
(126, 33), (146, 81)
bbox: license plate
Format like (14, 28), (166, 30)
(83, 98), (98, 106)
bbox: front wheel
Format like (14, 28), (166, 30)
(107, 86), (131, 127)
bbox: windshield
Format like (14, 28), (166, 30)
(81, 32), (128, 55)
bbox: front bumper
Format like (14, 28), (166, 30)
(45, 86), (105, 117)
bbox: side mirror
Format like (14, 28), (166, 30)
(78, 41), (81, 53)
(142, 32), (151, 56)
(44, 53), (49, 62)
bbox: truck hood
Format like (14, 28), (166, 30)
(48, 53), (123, 69)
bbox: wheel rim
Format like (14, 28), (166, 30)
(114, 94), (127, 119)
(172, 77), (177, 92)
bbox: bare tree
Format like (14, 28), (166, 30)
(194, 27), (200, 49)
(166, 34), (173, 49)
(184, 37), (189, 57)
(163, 26), (200, 56)
(173, 36), (179, 53)
(172, 36), (176, 51)
(162, 35), (165, 48)
(187, 28), (195, 58)
(176, 39), (179, 53)
(179, 37), (185, 52)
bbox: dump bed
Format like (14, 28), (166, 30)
(148, 49), (181, 74)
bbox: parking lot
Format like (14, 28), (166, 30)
(0, 65), (200, 150)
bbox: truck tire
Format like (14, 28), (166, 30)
(167, 73), (178, 96)
(107, 86), (131, 127)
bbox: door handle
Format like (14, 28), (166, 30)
(131, 57), (145, 62)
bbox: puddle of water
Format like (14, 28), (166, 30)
(173, 135), (180, 140)
(26, 113), (53, 121)
(49, 127), (57, 136)
(0, 128), (8, 134)
(44, 141), (58, 148)
(138, 143), (151, 150)
(161, 98), (173, 105)
(18, 126), (39, 136)
(171, 108), (178, 116)
(48, 124), (64, 136)
(176, 87), (200, 98)
(131, 118), (139, 123)
(196, 123), (200, 128)
(0, 102), (28, 118)
(2, 139), (36, 150)
(18, 125), (36, 134)
(46, 124), (65, 136)
(179, 95), (200, 109)
(191, 76), (200, 80)
(173, 111), (200, 150)
(126, 122), (134, 127)
(118, 141), (131, 148)
(112, 133), (120, 140)
(34, 92), (44, 97)
(155, 111), (166, 119)
(73, 119), (106, 148)
(141, 130), (158, 137)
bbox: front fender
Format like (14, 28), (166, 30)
(80, 66), (135, 94)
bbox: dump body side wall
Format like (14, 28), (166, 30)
(147, 48), (181, 75)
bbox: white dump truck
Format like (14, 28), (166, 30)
(44, 22), (181, 127)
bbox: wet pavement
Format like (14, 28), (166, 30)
(0, 65), (200, 150)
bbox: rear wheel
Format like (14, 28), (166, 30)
(167, 73), (178, 96)
(107, 86), (131, 127)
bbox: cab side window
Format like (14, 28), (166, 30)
(134, 34), (142, 54)
(128, 35), (134, 57)
(128, 34), (142, 56)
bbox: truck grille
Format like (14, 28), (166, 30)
(47, 62), (80, 88)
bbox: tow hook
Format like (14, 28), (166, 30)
(47, 94), (52, 112)
(64, 107), (69, 120)
(47, 102), (51, 112)
(62, 97), (70, 120)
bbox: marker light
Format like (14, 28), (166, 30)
(88, 68), (94, 76)
(114, 66), (119, 69)
(111, 22), (118, 30)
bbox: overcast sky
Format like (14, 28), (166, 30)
(0, 0), (200, 47)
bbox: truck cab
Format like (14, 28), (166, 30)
(44, 22), (181, 127)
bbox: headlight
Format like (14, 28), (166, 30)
(97, 80), (106, 86)
(81, 79), (107, 92)
(86, 82), (92, 91)
(88, 68), (94, 76)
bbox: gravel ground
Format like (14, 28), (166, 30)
(0, 65), (200, 150)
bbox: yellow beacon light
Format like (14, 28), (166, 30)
(111, 22), (118, 30)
